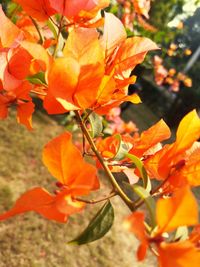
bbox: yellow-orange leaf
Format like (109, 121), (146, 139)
(0, 5), (21, 47)
(158, 240), (200, 267)
(156, 186), (198, 233)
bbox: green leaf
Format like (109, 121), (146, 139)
(114, 135), (132, 161)
(47, 19), (58, 40)
(68, 201), (114, 245)
(133, 185), (156, 228)
(27, 72), (46, 85)
(88, 112), (103, 138)
(126, 153), (151, 191)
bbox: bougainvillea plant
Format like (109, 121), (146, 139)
(0, 1), (200, 266)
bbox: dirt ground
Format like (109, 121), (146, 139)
(0, 109), (156, 267)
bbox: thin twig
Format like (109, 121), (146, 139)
(29, 16), (43, 44)
(53, 15), (64, 57)
(74, 192), (117, 204)
(75, 110), (134, 211)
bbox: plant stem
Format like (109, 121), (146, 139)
(29, 16), (43, 44)
(75, 111), (134, 211)
(53, 15), (64, 57)
(74, 192), (117, 204)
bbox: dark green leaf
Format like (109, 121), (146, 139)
(68, 201), (114, 245)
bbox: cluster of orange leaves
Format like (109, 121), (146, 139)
(153, 54), (192, 92)
(0, 1), (200, 266)
(116, 0), (157, 32)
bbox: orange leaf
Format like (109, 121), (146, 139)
(14, 0), (56, 21)
(17, 101), (34, 130)
(20, 40), (51, 71)
(130, 119), (171, 157)
(124, 212), (149, 261)
(156, 186), (198, 234)
(9, 48), (32, 78)
(49, 0), (109, 21)
(0, 5), (21, 47)
(112, 37), (159, 76)
(42, 132), (99, 193)
(48, 28), (104, 111)
(158, 240), (200, 267)
(0, 187), (68, 223)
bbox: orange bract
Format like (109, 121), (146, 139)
(156, 186), (198, 234)
(129, 119), (171, 158)
(14, 0), (56, 21)
(158, 240), (200, 267)
(43, 132), (99, 192)
(0, 132), (99, 222)
(44, 27), (104, 113)
(0, 5), (22, 48)
(145, 110), (200, 187)
(124, 212), (149, 261)
(50, 0), (110, 22)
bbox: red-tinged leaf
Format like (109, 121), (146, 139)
(42, 132), (99, 193)
(156, 186), (198, 234)
(0, 51), (22, 91)
(0, 187), (68, 223)
(101, 12), (127, 58)
(17, 100), (35, 130)
(158, 240), (200, 267)
(124, 212), (148, 261)
(20, 40), (51, 71)
(49, 0), (109, 21)
(96, 93), (141, 115)
(13, 0), (56, 21)
(113, 37), (159, 75)
(144, 144), (171, 180)
(0, 5), (21, 47)
(130, 119), (171, 157)
(7, 47), (32, 80)
(0, 94), (9, 119)
(43, 92), (68, 114)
